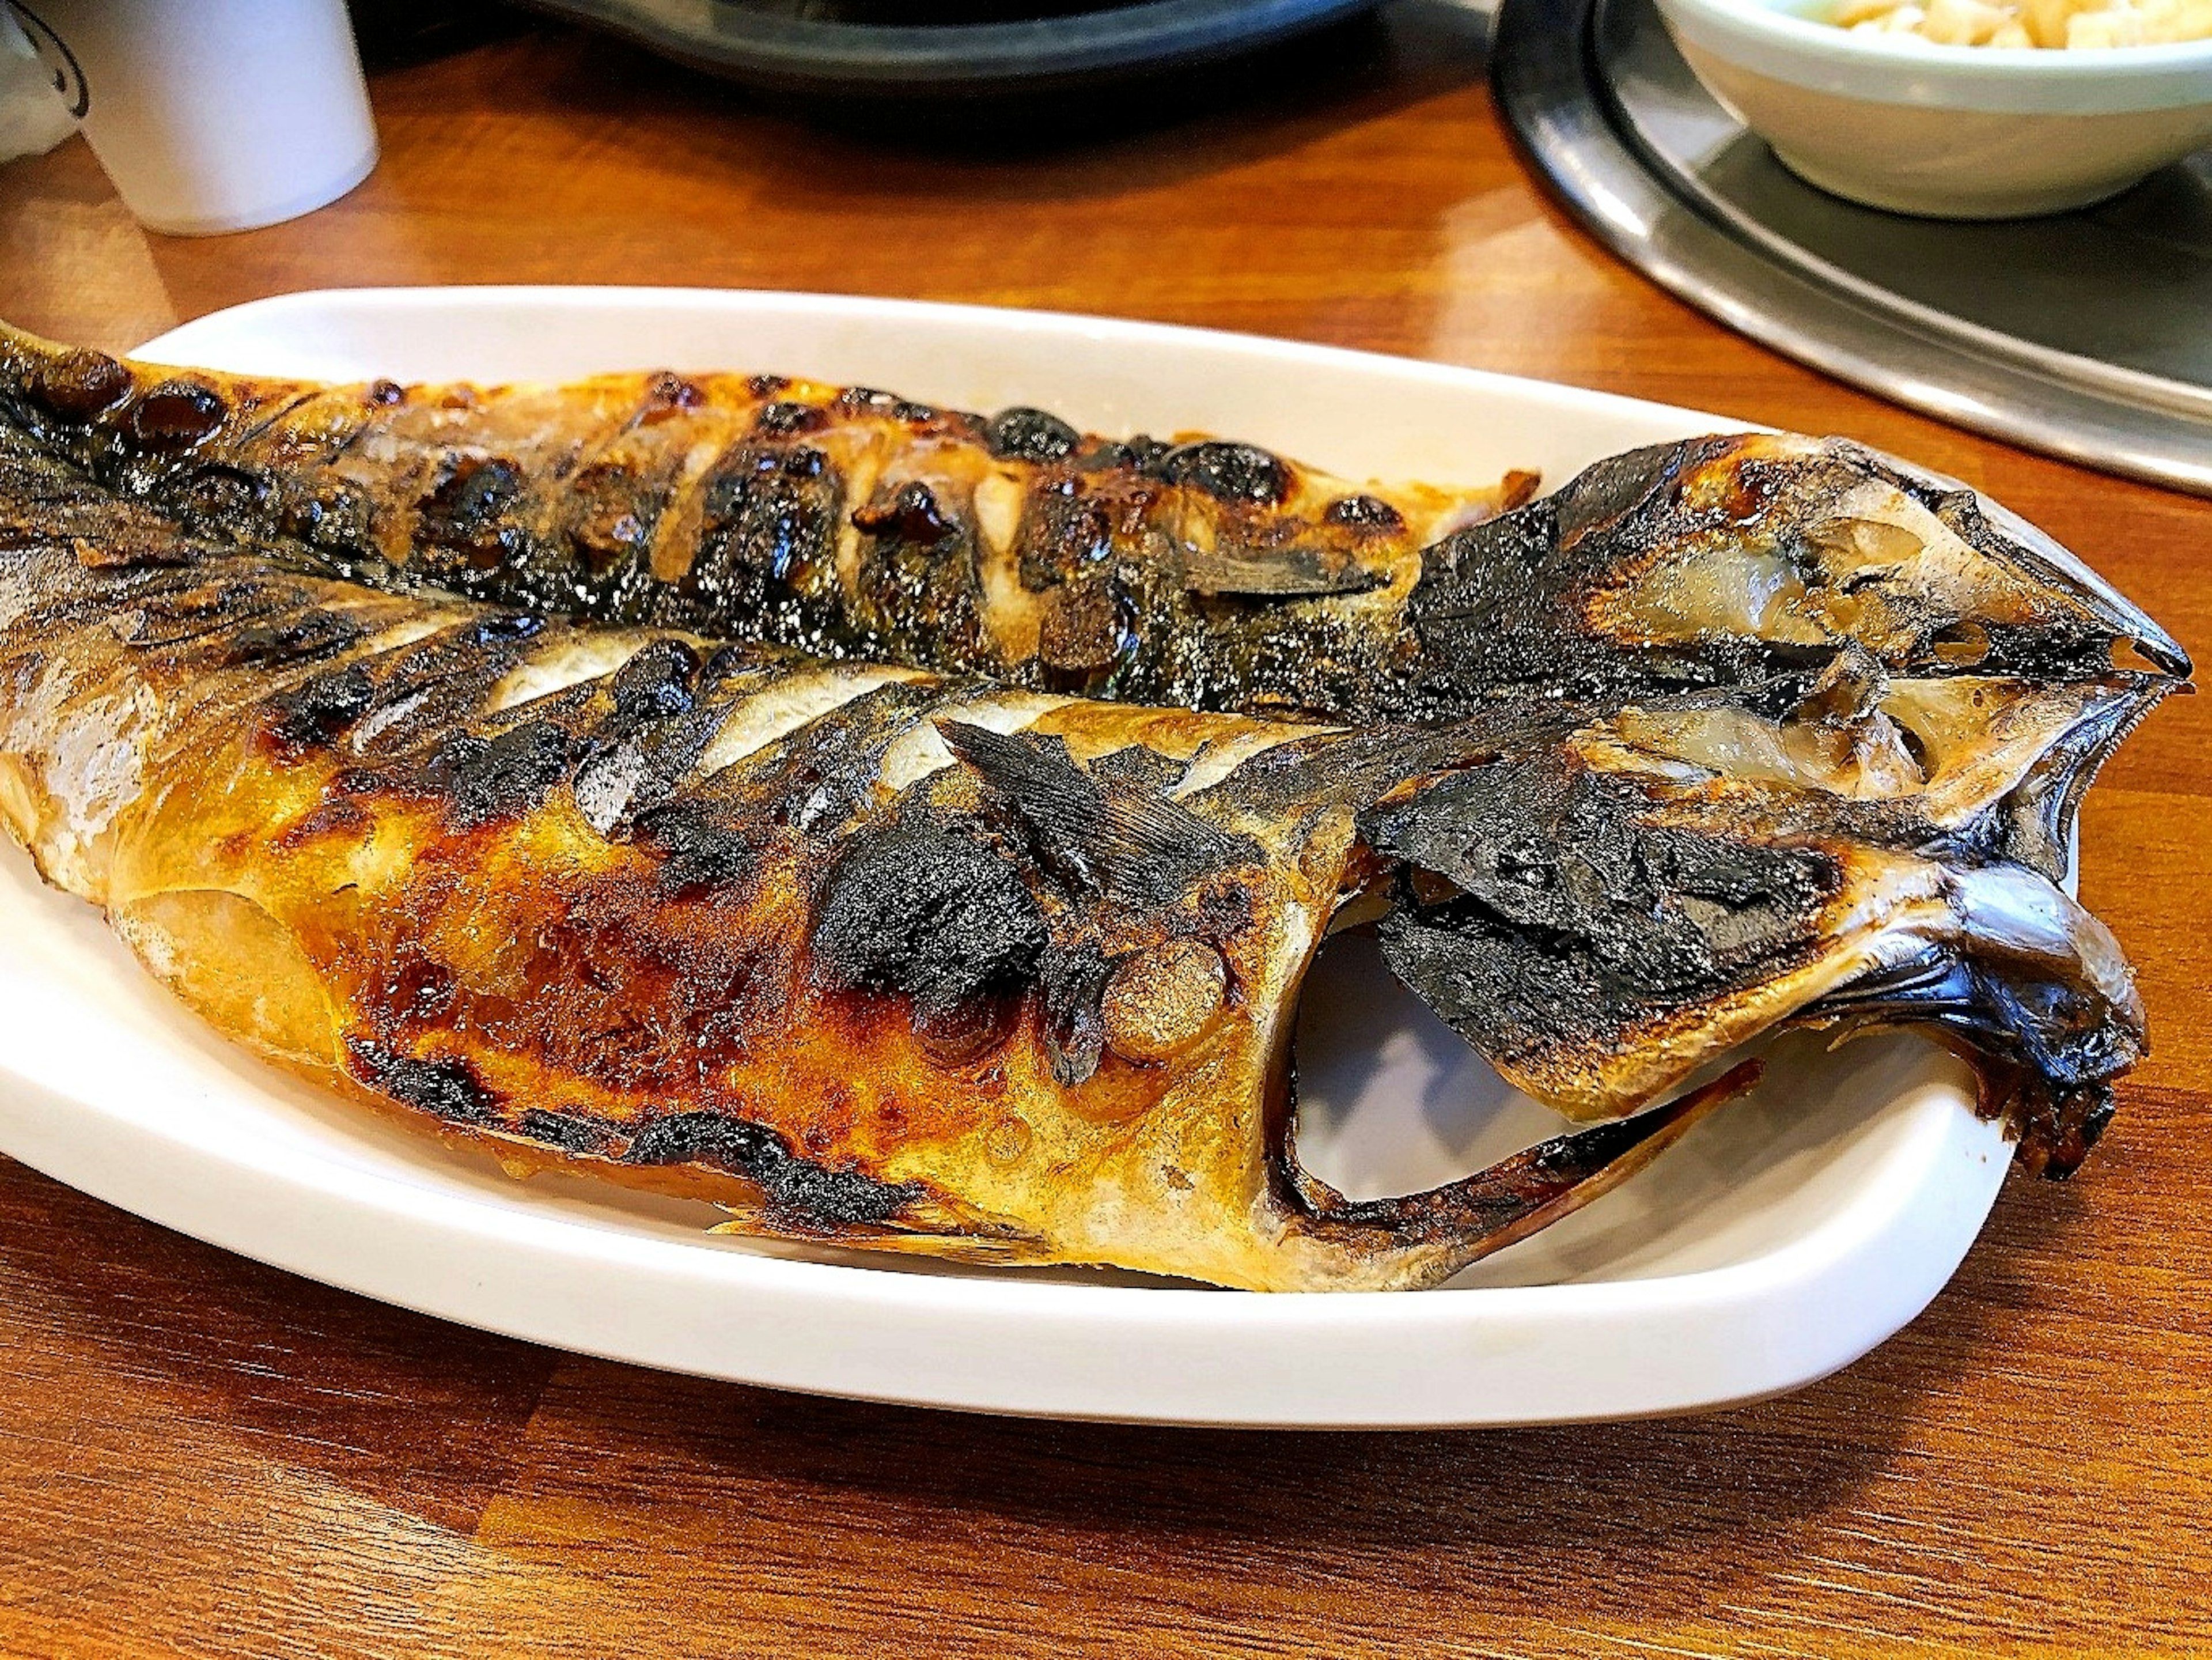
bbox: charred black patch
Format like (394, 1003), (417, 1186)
(126, 380), (227, 450)
(365, 379), (407, 408)
(752, 400), (827, 437)
(745, 373), (790, 399)
(257, 612), (550, 755)
(1037, 580), (1133, 688)
(156, 461), (272, 524)
(283, 482), (380, 561)
(639, 800), (758, 895)
(1324, 493), (1404, 533)
(516, 1108), (616, 1154)
(853, 481), (953, 545)
(687, 444), (841, 610)
(985, 407), (1081, 464)
(418, 454), (525, 563)
(938, 721), (1261, 905)
(608, 638), (701, 727)
(623, 1110), (923, 1227)
(221, 608), (367, 668)
(1545, 440), (1689, 547)
(1017, 491), (1115, 591)
(1157, 441), (1290, 507)
(266, 662), (377, 749)
(1079, 435), (1171, 473)
(641, 371), (704, 418)
(832, 387), (936, 424)
(345, 1037), (498, 1126)
(813, 820), (1048, 1020)
(422, 719), (574, 826)
(1040, 937), (1112, 1086)
(563, 458), (666, 577)
(1366, 756), (1842, 1067)
(28, 349), (131, 421)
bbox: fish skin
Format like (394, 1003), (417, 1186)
(7, 322), (2180, 731)
(0, 442), (1740, 1290)
(0, 322), (2190, 1288)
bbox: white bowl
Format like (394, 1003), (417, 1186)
(1652, 0), (2212, 217)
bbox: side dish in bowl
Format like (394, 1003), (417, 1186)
(1834, 0), (2210, 47)
(1652, 0), (2212, 216)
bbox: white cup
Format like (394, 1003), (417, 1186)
(7, 0), (379, 235)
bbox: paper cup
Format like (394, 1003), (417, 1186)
(8, 0), (379, 235)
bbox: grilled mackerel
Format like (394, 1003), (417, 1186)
(0, 323), (2187, 1290)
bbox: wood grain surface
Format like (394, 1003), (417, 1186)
(2, 7), (2207, 1655)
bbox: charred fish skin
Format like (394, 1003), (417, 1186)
(0, 321), (1533, 724)
(1, 324), (2183, 739)
(0, 322), (2189, 1284)
(2, 409), (1772, 1291)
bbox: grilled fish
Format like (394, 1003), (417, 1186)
(0, 323), (2186, 1289)
(5, 324), (2180, 728)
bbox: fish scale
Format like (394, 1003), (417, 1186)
(0, 321), (2188, 1289)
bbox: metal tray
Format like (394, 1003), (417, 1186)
(1491, 0), (2212, 495)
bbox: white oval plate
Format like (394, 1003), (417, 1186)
(0, 286), (2010, 1428)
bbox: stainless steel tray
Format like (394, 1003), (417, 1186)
(1491, 0), (2212, 494)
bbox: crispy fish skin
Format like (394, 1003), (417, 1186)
(0, 323), (2188, 1287)
(0, 322), (1532, 724)
(0, 432), (1758, 1290)
(0, 323), (2182, 739)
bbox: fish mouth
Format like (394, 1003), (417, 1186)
(1409, 433), (2193, 714)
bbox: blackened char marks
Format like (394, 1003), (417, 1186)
(1324, 493), (1404, 533)
(681, 444), (841, 641)
(265, 661), (376, 750)
(639, 799), (758, 896)
(264, 612), (544, 757)
(853, 481), (953, 546)
(1040, 937), (1113, 1086)
(23, 347), (131, 421)
(1406, 502), (1592, 699)
(1364, 756), (1841, 1065)
(813, 821), (1047, 1022)
(984, 407), (1081, 464)
(832, 386), (937, 425)
(1015, 487), (1116, 591)
(607, 637), (700, 727)
(415, 453), (525, 574)
(1543, 439), (1690, 547)
(562, 456), (670, 588)
(624, 1110), (922, 1227)
(222, 608), (367, 668)
(752, 400), (826, 437)
(156, 461), (272, 527)
(421, 719), (574, 827)
(938, 721), (1260, 906)
(1157, 441), (1290, 507)
(127, 380), (228, 451)
(344, 1036), (499, 1126)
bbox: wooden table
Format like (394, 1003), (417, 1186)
(2, 9), (2207, 1655)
